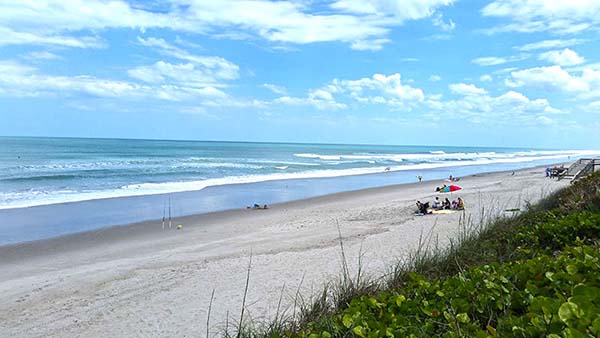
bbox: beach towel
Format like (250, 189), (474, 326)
(431, 209), (457, 214)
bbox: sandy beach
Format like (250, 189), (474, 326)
(0, 165), (569, 337)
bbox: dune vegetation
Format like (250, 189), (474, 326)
(226, 172), (600, 338)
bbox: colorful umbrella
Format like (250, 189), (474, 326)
(439, 185), (462, 193)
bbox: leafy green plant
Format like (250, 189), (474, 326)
(299, 246), (600, 337)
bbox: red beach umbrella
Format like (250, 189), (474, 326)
(439, 185), (462, 193)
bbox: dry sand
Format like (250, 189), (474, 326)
(0, 166), (569, 337)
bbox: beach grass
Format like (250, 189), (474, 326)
(221, 172), (600, 337)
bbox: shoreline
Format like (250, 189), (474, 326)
(0, 163), (570, 337)
(0, 162), (560, 254)
(0, 160), (569, 246)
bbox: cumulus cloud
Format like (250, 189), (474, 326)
(538, 48), (585, 66)
(274, 90), (347, 111)
(274, 73), (425, 111)
(507, 66), (591, 92)
(428, 86), (563, 124)
(429, 75), (442, 82)
(449, 83), (487, 96)
(335, 73), (425, 107)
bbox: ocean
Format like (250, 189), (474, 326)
(1, 136), (598, 244)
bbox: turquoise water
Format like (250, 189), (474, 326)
(1, 136), (598, 210)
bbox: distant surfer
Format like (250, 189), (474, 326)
(384, 167), (390, 172)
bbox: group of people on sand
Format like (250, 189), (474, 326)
(433, 196), (464, 210)
(417, 175), (465, 215)
(247, 203), (268, 210)
(546, 165), (567, 178)
(416, 197), (464, 215)
(417, 196), (465, 214)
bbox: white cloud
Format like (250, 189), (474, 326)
(137, 37), (239, 80)
(472, 54), (528, 66)
(482, 0), (600, 34)
(336, 73), (425, 106)
(0, 27), (104, 48)
(350, 39), (391, 51)
(432, 13), (455, 31)
(429, 75), (442, 82)
(507, 65), (600, 100)
(274, 73), (425, 111)
(507, 66), (590, 92)
(0, 60), (228, 102)
(538, 48), (585, 66)
(128, 61), (230, 87)
(480, 75), (493, 82)
(449, 83), (487, 96)
(0, 0), (455, 50)
(588, 101), (600, 113)
(517, 38), (585, 51)
(263, 83), (287, 95)
(330, 0), (454, 19)
(427, 88), (563, 124)
(269, 71), (562, 126)
(24, 51), (60, 60)
(274, 92), (347, 111)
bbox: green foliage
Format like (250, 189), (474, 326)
(512, 212), (600, 255)
(233, 172), (600, 338)
(299, 246), (600, 337)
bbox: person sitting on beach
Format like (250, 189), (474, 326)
(436, 184), (447, 192)
(416, 200), (423, 213)
(451, 200), (458, 209)
(421, 202), (431, 214)
(443, 198), (451, 210)
(415, 201), (430, 214)
(432, 197), (440, 210)
(457, 197), (465, 210)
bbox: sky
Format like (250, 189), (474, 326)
(0, 0), (599, 149)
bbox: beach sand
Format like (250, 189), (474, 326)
(0, 166), (569, 337)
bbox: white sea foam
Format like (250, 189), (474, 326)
(1, 149), (599, 210)
(294, 150), (598, 163)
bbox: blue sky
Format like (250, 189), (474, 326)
(1, 0), (599, 148)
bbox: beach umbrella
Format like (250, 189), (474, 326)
(439, 185), (462, 193)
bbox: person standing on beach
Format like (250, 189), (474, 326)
(417, 175), (423, 182)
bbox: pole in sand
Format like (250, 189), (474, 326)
(168, 195), (172, 229)
(161, 199), (166, 229)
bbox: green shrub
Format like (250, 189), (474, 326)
(513, 212), (600, 256)
(300, 246), (600, 338)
